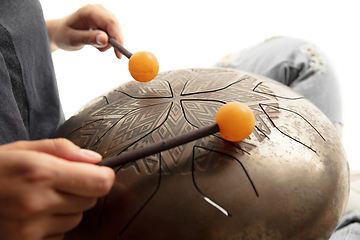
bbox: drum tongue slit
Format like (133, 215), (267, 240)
(203, 197), (230, 217)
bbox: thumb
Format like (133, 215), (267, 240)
(94, 30), (108, 47)
(67, 29), (109, 48)
(85, 29), (108, 48)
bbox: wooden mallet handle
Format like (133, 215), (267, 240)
(97, 123), (219, 168)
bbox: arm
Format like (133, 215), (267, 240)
(0, 138), (115, 240)
(46, 4), (124, 59)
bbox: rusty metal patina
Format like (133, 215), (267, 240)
(55, 68), (349, 240)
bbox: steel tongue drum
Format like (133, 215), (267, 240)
(55, 68), (349, 240)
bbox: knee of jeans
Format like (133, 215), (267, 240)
(267, 37), (325, 70)
(299, 43), (325, 73)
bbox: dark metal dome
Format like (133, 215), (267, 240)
(55, 68), (349, 240)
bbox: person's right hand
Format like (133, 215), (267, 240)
(46, 4), (124, 59)
(0, 138), (115, 240)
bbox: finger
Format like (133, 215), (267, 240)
(65, 28), (108, 49)
(0, 213), (82, 240)
(5, 186), (97, 218)
(70, 4), (124, 58)
(52, 191), (97, 214)
(45, 213), (83, 238)
(114, 44), (123, 59)
(67, 23), (123, 59)
(0, 150), (110, 240)
(2, 149), (113, 198)
(105, 26), (124, 59)
(52, 159), (115, 197)
(79, 4), (124, 44)
(18, 186), (98, 216)
(40, 213), (83, 240)
(0, 150), (108, 217)
(95, 30), (108, 47)
(0, 138), (102, 164)
(95, 29), (123, 59)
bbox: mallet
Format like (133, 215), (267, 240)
(97, 102), (255, 168)
(108, 37), (159, 82)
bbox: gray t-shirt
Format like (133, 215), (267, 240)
(0, 0), (64, 144)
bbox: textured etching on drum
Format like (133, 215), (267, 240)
(55, 68), (349, 240)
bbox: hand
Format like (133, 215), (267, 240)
(0, 138), (115, 240)
(46, 4), (124, 59)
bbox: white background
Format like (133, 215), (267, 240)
(40, 0), (360, 170)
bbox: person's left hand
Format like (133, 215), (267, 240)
(46, 4), (124, 59)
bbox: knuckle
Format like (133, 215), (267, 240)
(46, 138), (63, 152)
(49, 138), (79, 155)
(93, 3), (105, 9)
(79, 4), (103, 16)
(80, 4), (95, 12)
(19, 172), (54, 215)
(66, 213), (83, 231)
(106, 16), (117, 25)
(18, 195), (47, 215)
(95, 179), (111, 195)
(66, 37), (83, 49)
(95, 168), (115, 195)
(23, 163), (52, 184)
(51, 138), (73, 149)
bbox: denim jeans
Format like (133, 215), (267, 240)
(214, 36), (343, 128)
(215, 36), (357, 240)
(329, 210), (360, 240)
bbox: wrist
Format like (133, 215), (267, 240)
(45, 19), (60, 52)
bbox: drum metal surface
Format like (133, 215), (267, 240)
(55, 68), (349, 240)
